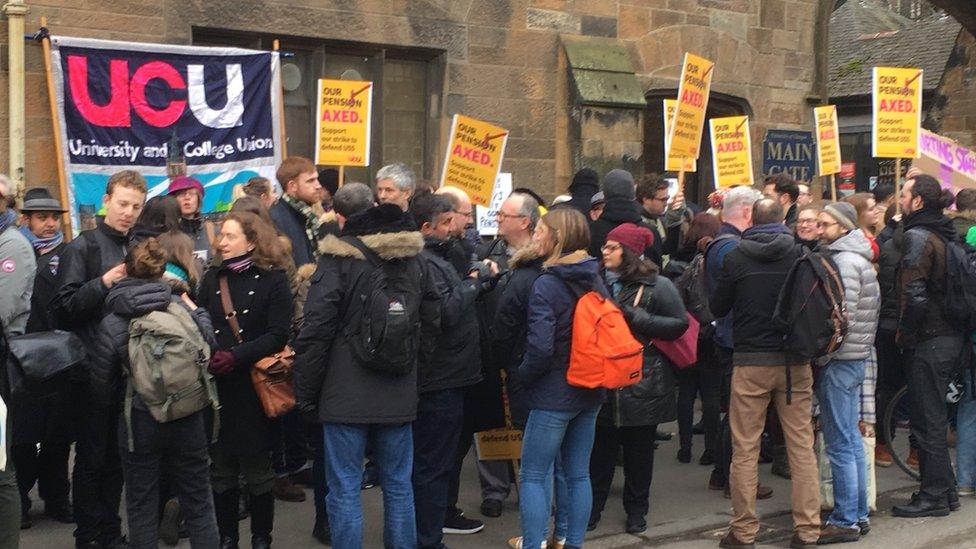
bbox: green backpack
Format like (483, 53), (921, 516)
(125, 302), (219, 451)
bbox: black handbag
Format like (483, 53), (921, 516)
(6, 330), (86, 401)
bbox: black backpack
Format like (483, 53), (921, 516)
(773, 250), (847, 361)
(341, 236), (421, 376)
(674, 253), (715, 338)
(933, 233), (976, 333)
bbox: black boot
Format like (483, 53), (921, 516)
(214, 489), (240, 547)
(892, 492), (950, 518)
(249, 491), (274, 548)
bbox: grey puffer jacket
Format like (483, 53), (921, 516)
(825, 229), (879, 360)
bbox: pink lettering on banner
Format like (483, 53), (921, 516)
(941, 164), (954, 190)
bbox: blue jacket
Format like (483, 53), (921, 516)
(270, 198), (317, 268)
(704, 222), (742, 349)
(518, 253), (606, 412)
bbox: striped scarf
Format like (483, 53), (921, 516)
(19, 225), (64, 252)
(222, 251), (254, 273)
(282, 193), (322, 261)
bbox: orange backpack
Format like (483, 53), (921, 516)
(559, 278), (645, 389)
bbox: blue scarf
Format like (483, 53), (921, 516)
(19, 223), (64, 252)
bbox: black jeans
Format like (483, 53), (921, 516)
(677, 341), (722, 457)
(72, 387), (123, 545)
(589, 424), (657, 521)
(713, 344), (734, 485)
(413, 388), (465, 549)
(906, 335), (964, 502)
(876, 327), (908, 443)
(118, 407), (218, 549)
(11, 441), (70, 510)
(272, 409), (310, 476)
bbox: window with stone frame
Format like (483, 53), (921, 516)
(192, 29), (444, 184)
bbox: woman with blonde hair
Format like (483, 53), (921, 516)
(517, 208), (604, 549)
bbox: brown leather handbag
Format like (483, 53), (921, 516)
(219, 276), (296, 418)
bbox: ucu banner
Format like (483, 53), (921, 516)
(50, 36), (282, 232)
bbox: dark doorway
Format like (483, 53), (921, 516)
(644, 91), (752, 206)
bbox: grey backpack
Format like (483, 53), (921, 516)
(124, 302), (218, 450)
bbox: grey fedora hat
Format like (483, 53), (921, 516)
(21, 187), (67, 212)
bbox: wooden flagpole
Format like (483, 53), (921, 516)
(39, 17), (73, 240)
(830, 174), (837, 202)
(895, 158), (902, 215)
(273, 40), (287, 159)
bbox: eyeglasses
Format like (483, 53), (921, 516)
(496, 212), (525, 220)
(601, 243), (622, 252)
(650, 195), (668, 203)
(455, 210), (474, 218)
(796, 218), (818, 225)
(817, 221), (838, 229)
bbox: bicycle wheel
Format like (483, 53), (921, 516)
(882, 385), (920, 480)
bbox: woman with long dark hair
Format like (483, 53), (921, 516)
(197, 212), (293, 548)
(588, 223), (688, 535)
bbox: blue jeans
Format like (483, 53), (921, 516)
(956, 373), (976, 489)
(519, 407), (599, 549)
(818, 359), (868, 528)
(323, 422), (416, 549)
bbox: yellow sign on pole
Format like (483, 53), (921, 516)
(663, 99), (696, 172)
(668, 53), (714, 159)
(814, 105), (842, 176)
(872, 67), (922, 159)
(314, 79), (373, 166)
(709, 115), (754, 188)
(475, 428), (523, 461)
(439, 114), (509, 207)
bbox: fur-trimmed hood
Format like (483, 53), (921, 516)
(509, 243), (546, 269)
(317, 231), (425, 260)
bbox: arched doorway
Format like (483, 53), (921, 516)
(643, 91), (753, 207)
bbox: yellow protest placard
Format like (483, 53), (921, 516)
(709, 115), (754, 188)
(814, 105), (842, 176)
(474, 428), (523, 461)
(664, 99), (696, 172)
(668, 53), (714, 159)
(439, 114), (508, 207)
(872, 67), (922, 159)
(314, 79), (372, 166)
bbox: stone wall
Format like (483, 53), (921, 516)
(927, 29), (976, 148)
(3, 0), (820, 201)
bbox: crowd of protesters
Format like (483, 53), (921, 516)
(0, 156), (972, 549)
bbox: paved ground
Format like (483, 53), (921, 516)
(18, 420), (976, 548)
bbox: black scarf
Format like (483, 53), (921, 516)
(903, 208), (958, 242)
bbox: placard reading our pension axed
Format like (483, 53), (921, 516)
(872, 67), (922, 159)
(439, 114), (508, 207)
(315, 79), (372, 166)
(815, 105), (842, 176)
(710, 115), (754, 188)
(668, 53), (714, 159)
(663, 99), (696, 172)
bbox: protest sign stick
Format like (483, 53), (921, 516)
(338, 166), (344, 187)
(273, 40), (288, 158)
(895, 158), (902, 215)
(830, 174), (836, 202)
(40, 17), (72, 241)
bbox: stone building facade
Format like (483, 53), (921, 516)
(4, 0), (822, 203)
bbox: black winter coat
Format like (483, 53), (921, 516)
(709, 223), (804, 366)
(270, 198), (317, 268)
(589, 199), (662, 265)
(25, 242), (65, 334)
(49, 222), (130, 350)
(89, 279), (216, 412)
(417, 238), (483, 394)
(198, 264), (292, 455)
(877, 224), (903, 332)
(489, 246), (545, 427)
(598, 273), (688, 427)
(293, 232), (440, 424)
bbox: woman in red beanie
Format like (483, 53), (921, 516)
(588, 223), (689, 535)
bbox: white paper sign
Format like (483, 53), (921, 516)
(0, 395), (6, 471)
(475, 173), (513, 236)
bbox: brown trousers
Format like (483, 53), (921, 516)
(729, 364), (820, 543)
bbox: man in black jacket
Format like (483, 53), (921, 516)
(50, 169), (145, 549)
(891, 174), (963, 518)
(589, 169), (661, 264)
(709, 199), (820, 549)
(12, 188), (72, 529)
(410, 194), (485, 548)
(294, 203), (440, 549)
